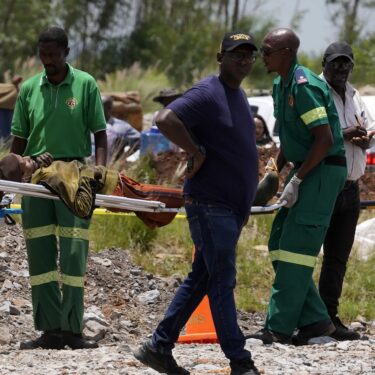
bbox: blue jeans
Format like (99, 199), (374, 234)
(152, 202), (251, 361)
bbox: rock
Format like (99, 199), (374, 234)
(12, 298), (31, 309)
(1, 279), (13, 291)
(350, 321), (363, 330)
(136, 290), (160, 304)
(90, 257), (112, 267)
(9, 305), (20, 315)
(0, 326), (11, 345)
(0, 301), (11, 314)
(308, 336), (336, 345)
(83, 320), (108, 341)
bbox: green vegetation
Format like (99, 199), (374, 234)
(2, 1), (375, 88)
(97, 65), (171, 114)
(89, 209), (375, 322)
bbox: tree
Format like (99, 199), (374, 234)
(117, 0), (276, 86)
(0, 0), (52, 81)
(54, 0), (132, 76)
(325, 0), (375, 44)
(351, 34), (375, 85)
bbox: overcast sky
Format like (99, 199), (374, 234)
(258, 0), (375, 56)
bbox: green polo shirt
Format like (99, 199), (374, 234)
(11, 64), (106, 158)
(272, 59), (345, 162)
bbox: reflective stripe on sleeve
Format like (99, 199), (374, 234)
(300, 107), (327, 125)
(269, 249), (316, 268)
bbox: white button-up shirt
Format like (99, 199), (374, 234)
(321, 75), (375, 180)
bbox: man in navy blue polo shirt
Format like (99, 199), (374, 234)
(134, 32), (260, 375)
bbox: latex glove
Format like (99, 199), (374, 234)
(278, 174), (302, 208)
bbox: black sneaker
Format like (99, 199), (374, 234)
(246, 328), (291, 344)
(292, 319), (336, 346)
(330, 317), (360, 341)
(62, 331), (99, 349)
(20, 329), (64, 350)
(230, 358), (260, 375)
(134, 341), (189, 374)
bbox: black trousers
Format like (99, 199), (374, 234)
(319, 181), (360, 318)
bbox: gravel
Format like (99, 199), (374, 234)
(0, 223), (374, 374)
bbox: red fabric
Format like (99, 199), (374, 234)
(111, 174), (184, 229)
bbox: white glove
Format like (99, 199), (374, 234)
(278, 174), (302, 208)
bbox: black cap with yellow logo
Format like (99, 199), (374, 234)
(220, 31), (258, 52)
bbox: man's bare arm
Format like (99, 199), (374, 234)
(156, 109), (206, 178)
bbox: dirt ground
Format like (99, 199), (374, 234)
(151, 147), (375, 201)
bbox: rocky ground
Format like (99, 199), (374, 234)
(0, 223), (374, 374)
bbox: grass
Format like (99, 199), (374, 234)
(97, 64), (173, 114)
(89, 209), (375, 322)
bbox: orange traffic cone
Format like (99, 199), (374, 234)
(177, 246), (218, 344)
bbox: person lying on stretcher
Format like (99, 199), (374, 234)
(0, 152), (183, 228)
(0, 152), (279, 227)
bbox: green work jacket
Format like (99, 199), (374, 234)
(272, 59), (345, 162)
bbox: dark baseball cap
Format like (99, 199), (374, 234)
(323, 42), (354, 63)
(220, 31), (258, 52)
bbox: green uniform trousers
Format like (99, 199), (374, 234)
(22, 196), (90, 333)
(266, 163), (346, 336)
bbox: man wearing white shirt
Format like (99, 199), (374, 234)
(319, 42), (375, 340)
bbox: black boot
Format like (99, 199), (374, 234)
(230, 357), (260, 375)
(292, 319), (336, 346)
(62, 331), (98, 349)
(330, 316), (361, 341)
(246, 328), (292, 344)
(20, 329), (64, 350)
(134, 341), (190, 375)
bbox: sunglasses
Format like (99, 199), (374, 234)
(327, 61), (353, 70)
(224, 51), (257, 63)
(260, 47), (290, 57)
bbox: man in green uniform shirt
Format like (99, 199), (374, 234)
(11, 27), (107, 350)
(249, 28), (347, 345)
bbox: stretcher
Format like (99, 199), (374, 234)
(0, 179), (286, 215)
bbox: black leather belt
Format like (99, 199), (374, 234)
(343, 180), (358, 189)
(294, 155), (346, 169)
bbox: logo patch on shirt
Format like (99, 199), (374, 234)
(66, 97), (78, 109)
(297, 75), (308, 84)
(288, 94), (294, 107)
(294, 68), (309, 85)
